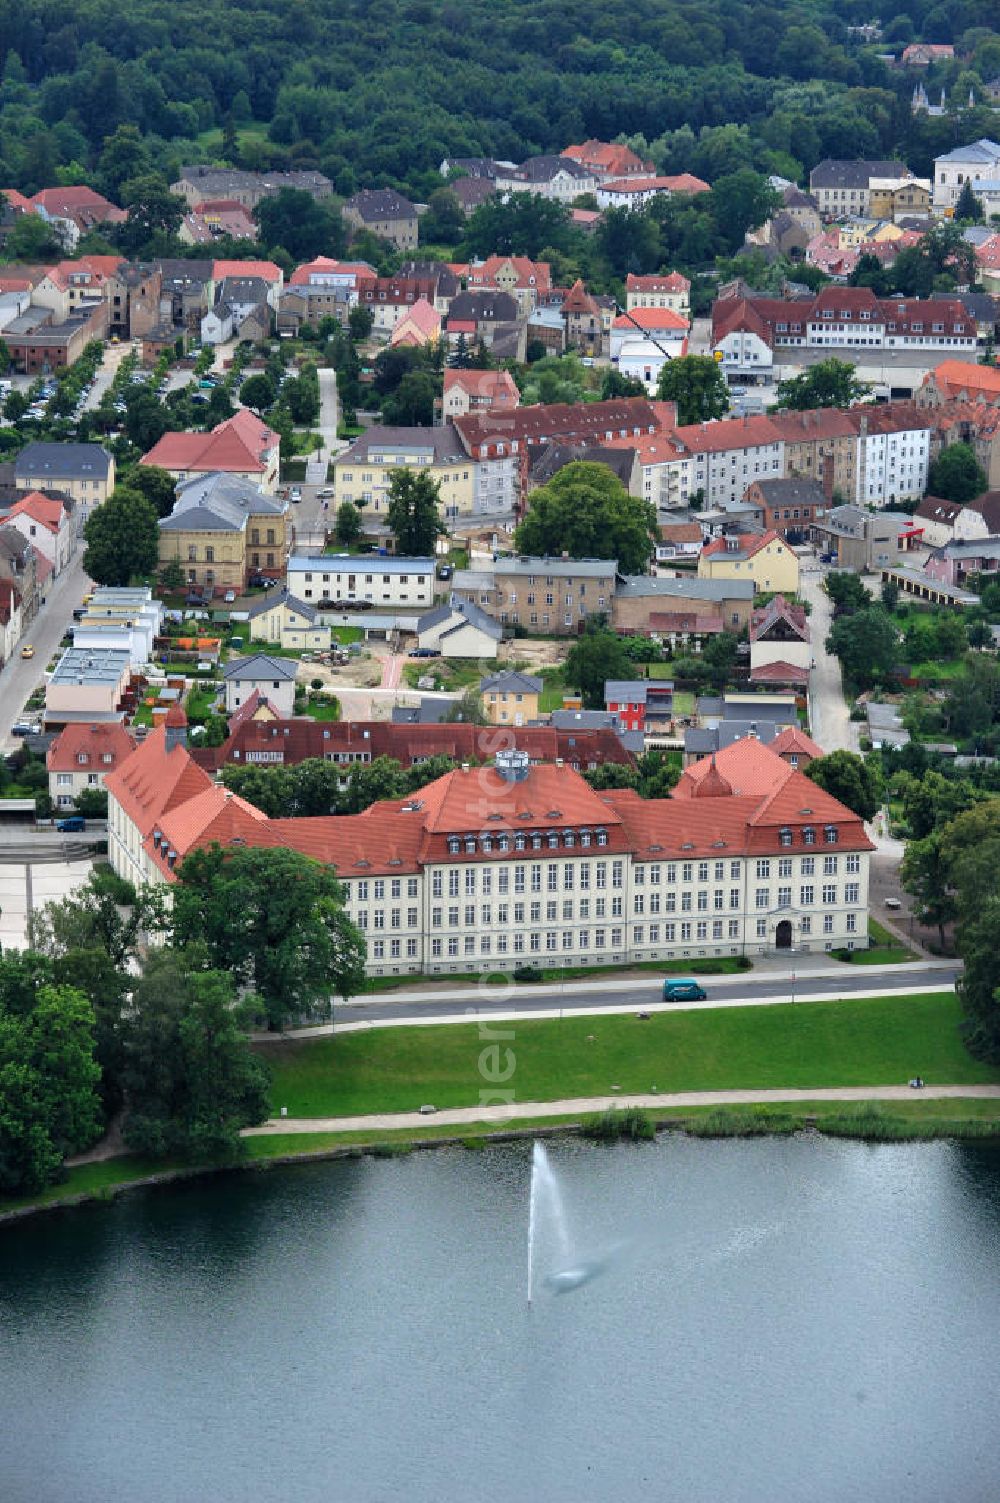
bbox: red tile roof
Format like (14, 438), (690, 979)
(673, 415), (784, 454)
(701, 530), (787, 561)
(626, 272), (691, 293)
(212, 259), (283, 284)
(6, 492), (64, 534)
(47, 721), (137, 774)
(443, 369), (520, 407)
(770, 726), (824, 759)
(612, 307), (688, 331)
(141, 410), (278, 475)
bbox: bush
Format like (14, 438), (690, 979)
(683, 1109), (797, 1137)
(583, 1106), (656, 1142)
(513, 964), (544, 983)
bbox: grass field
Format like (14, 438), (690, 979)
(537, 666), (569, 711)
(360, 955), (748, 992)
(833, 918), (914, 966)
(259, 990), (998, 1119)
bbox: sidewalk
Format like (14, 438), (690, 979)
(245, 1082), (1000, 1137)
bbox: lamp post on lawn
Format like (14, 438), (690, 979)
(790, 970), (796, 1006)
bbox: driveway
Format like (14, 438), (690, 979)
(82, 342), (133, 413)
(799, 564), (858, 754)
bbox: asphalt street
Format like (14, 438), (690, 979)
(330, 962), (960, 1027)
(0, 551), (93, 750)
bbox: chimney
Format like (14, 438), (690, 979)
(820, 455), (835, 503)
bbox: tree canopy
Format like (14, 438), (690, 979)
(775, 359), (868, 411)
(385, 469), (444, 557)
(83, 487), (160, 586)
(514, 462), (656, 574)
(806, 750), (883, 821)
(926, 443), (988, 505)
(656, 355), (730, 426)
(172, 844), (366, 1028)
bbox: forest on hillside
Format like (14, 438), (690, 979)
(0, 0), (999, 202)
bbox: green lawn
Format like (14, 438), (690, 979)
(258, 990), (997, 1119)
(360, 955), (747, 992)
(907, 660), (967, 681)
(403, 660), (482, 691)
(332, 627), (363, 644)
(302, 699), (341, 721)
(538, 666), (569, 711)
(832, 918), (915, 966)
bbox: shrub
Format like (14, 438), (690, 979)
(583, 1106), (656, 1143)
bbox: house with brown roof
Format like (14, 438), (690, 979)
(562, 141), (655, 181)
(463, 256), (552, 315)
(625, 272), (691, 318)
(610, 305), (689, 391)
(142, 410), (280, 493)
(749, 593), (810, 676)
(389, 297), (441, 348)
(744, 477), (827, 540)
(914, 494), (963, 548)
(0, 491), (75, 574)
(47, 721), (137, 810)
(442, 368), (520, 419)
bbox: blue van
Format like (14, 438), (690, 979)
(662, 977), (707, 1001)
(56, 815), (86, 833)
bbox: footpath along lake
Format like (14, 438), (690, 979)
(2, 1134), (999, 1503)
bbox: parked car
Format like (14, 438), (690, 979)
(56, 815), (86, 832)
(289, 487), (302, 502)
(436, 564), (453, 580)
(317, 487), (334, 498)
(20, 644), (34, 658)
(411, 647), (441, 658)
(662, 977), (707, 1001)
(11, 720), (37, 737)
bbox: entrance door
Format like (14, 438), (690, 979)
(775, 919), (793, 950)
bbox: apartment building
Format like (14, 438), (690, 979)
(287, 553), (436, 609)
(332, 425), (477, 523)
(451, 556), (617, 635)
(672, 415), (784, 508)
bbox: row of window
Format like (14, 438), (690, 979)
(367, 911), (861, 960)
(430, 860), (623, 896)
(444, 830), (610, 856)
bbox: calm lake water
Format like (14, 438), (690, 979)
(2, 1135), (1000, 1503)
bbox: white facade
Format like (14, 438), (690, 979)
(610, 326), (686, 394)
(715, 328), (774, 381)
(287, 554), (436, 609)
(933, 139), (1000, 210)
(855, 425), (930, 506)
(201, 308), (233, 344)
(224, 669), (296, 718)
(686, 438), (785, 508)
(339, 843), (871, 978)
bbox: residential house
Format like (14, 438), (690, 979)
(442, 369), (520, 419)
(461, 256), (552, 315)
(142, 410), (280, 493)
(29, 186), (125, 248)
(416, 599), (501, 659)
(918, 359), (1000, 408)
(0, 528), (39, 624)
(952, 490), (1000, 541)
(4, 300), (108, 374)
(287, 554), (436, 610)
(158, 473), (289, 594)
(561, 279), (606, 357)
(495, 156), (596, 202)
(452, 556), (617, 636)
(246, 590), (332, 652)
(332, 424), (476, 524)
(343, 189), (418, 250)
(1, 491), (75, 574)
(223, 654), (298, 719)
(389, 297), (441, 348)
(769, 725), (823, 770)
(868, 177), (931, 221)
(595, 175), (710, 210)
(15, 442), (114, 513)
(0, 578), (23, 663)
(749, 594), (811, 680)
(562, 141), (655, 181)
(925, 536), (1000, 587)
(625, 272), (691, 318)
(902, 42), (954, 65)
(212, 260), (284, 310)
(170, 168), (333, 210)
(610, 305), (688, 391)
(604, 679), (673, 733)
(744, 477), (826, 539)
(672, 415), (785, 509)
(446, 290), (524, 358)
(47, 722), (137, 810)
(607, 431), (693, 512)
(479, 670), (542, 725)
(157, 259), (212, 333)
(526, 441), (638, 499)
(179, 199), (257, 246)
(808, 159), (910, 217)
(655, 519), (704, 563)
(932, 139), (1000, 211)
(914, 494), (963, 547)
(72, 586), (163, 667)
(202, 275), (271, 344)
(698, 531), (800, 593)
(780, 187), (822, 238)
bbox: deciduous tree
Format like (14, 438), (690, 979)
(386, 468), (443, 556)
(83, 487), (159, 586)
(775, 358), (868, 410)
(806, 750), (883, 821)
(514, 462), (656, 574)
(656, 355), (730, 426)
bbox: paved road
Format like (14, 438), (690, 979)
(316, 367), (339, 462)
(82, 342), (133, 413)
(246, 1081), (1000, 1137)
(0, 552), (93, 750)
(320, 962), (960, 1029)
(800, 563), (859, 754)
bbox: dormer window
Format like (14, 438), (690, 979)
(803, 826), (816, 846)
(547, 832), (559, 849)
(515, 833), (526, 851)
(464, 836), (476, 854)
(824, 825), (839, 845)
(531, 833), (542, 850)
(779, 828), (793, 847)
(498, 833), (510, 851)
(447, 836), (461, 855)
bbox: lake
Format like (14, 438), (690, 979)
(2, 1135), (999, 1503)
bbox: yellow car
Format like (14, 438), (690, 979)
(20, 644), (34, 659)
